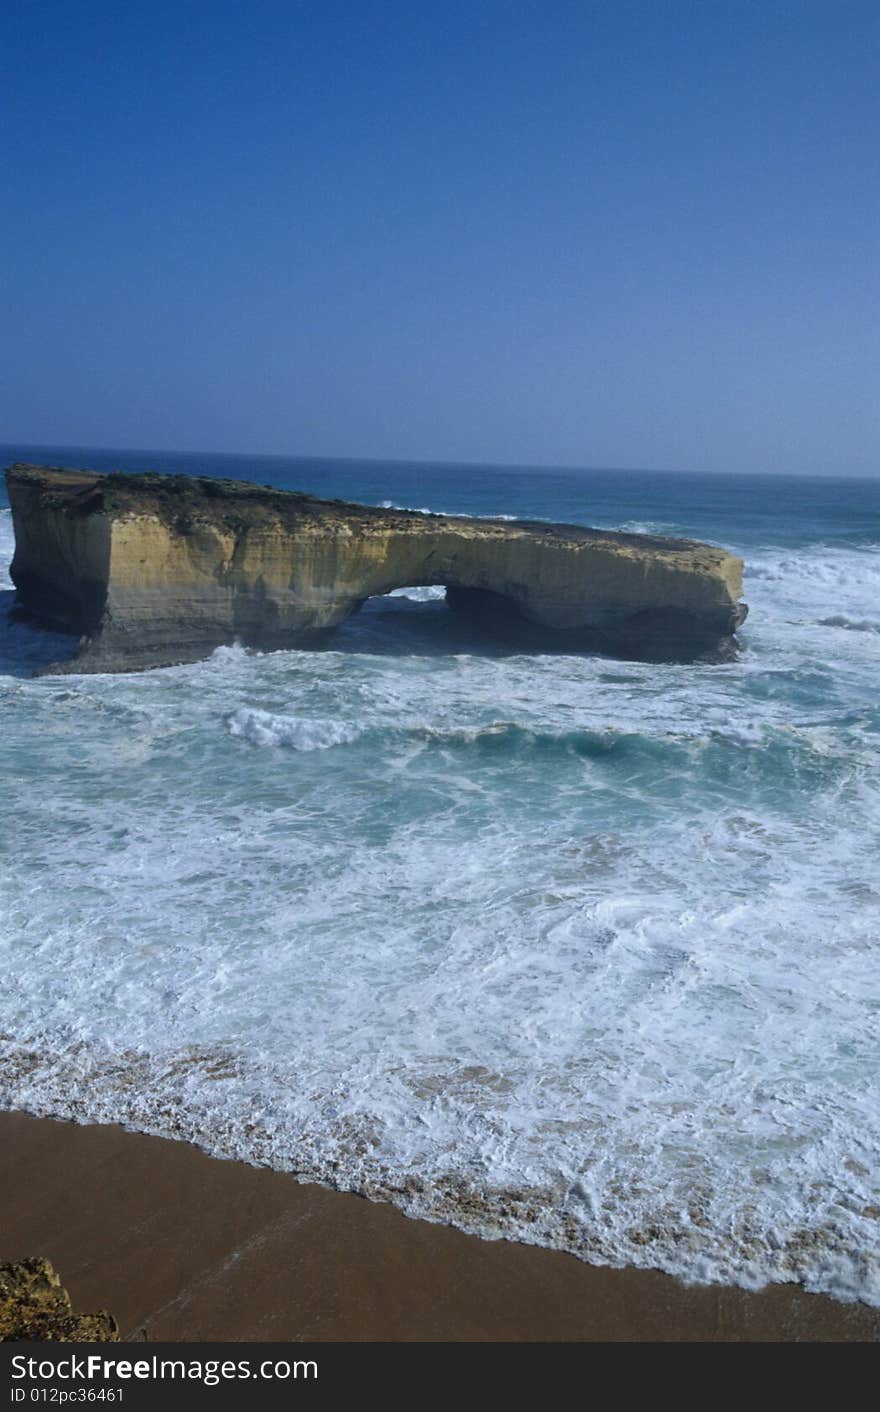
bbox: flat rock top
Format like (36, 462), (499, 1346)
(5, 462), (719, 560)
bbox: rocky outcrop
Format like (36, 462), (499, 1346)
(5, 463), (747, 672)
(0, 1258), (119, 1341)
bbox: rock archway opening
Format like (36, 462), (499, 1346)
(332, 581), (551, 657)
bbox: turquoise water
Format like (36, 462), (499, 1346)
(1, 445), (879, 1302)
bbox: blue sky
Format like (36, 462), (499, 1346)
(3, 1), (877, 474)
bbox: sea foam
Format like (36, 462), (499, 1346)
(227, 706), (362, 751)
(1, 470), (879, 1306)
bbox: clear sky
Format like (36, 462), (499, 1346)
(3, 0), (878, 475)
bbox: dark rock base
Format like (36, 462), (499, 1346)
(0, 1258), (119, 1342)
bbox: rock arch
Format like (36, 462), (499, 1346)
(6, 464), (747, 672)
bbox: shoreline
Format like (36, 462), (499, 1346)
(1, 1110), (878, 1342)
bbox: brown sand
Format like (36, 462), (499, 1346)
(1, 1109), (877, 1342)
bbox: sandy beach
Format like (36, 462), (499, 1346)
(1, 1110), (877, 1342)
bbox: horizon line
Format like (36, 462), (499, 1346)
(1, 438), (877, 483)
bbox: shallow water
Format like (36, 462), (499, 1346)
(1, 446), (879, 1302)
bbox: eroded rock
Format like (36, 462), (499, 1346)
(0, 1258), (119, 1342)
(5, 463), (747, 672)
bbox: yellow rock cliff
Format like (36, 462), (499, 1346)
(5, 463), (747, 671)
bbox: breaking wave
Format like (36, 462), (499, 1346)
(379, 499), (519, 521)
(817, 615), (880, 635)
(227, 707), (362, 751)
(2, 459), (880, 1306)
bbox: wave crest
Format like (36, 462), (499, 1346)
(226, 707), (362, 751)
(817, 614), (880, 635)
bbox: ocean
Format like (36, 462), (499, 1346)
(1, 444), (879, 1304)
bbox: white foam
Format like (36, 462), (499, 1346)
(617, 518), (682, 535)
(227, 706), (362, 750)
(0, 508), (14, 590)
(379, 499), (522, 521)
(386, 585), (447, 602)
(2, 505), (880, 1304)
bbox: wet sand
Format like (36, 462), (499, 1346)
(1, 1109), (877, 1342)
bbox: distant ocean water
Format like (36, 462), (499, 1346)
(1, 444), (879, 1303)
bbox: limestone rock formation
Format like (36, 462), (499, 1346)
(5, 463), (747, 672)
(0, 1258), (119, 1341)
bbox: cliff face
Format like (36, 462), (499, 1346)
(5, 463), (747, 672)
